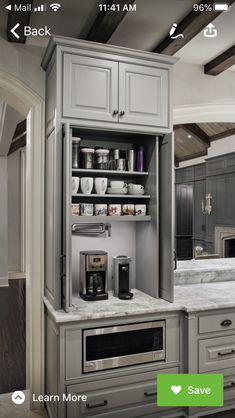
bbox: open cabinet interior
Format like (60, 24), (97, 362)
(61, 124), (173, 310)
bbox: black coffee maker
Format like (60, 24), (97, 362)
(112, 255), (133, 300)
(80, 251), (108, 301)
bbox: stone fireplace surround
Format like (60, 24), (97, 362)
(215, 226), (235, 257)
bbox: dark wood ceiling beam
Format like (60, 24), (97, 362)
(86, 0), (136, 43)
(210, 127), (235, 141)
(182, 123), (211, 147)
(7, 0), (33, 43)
(8, 135), (26, 155)
(12, 119), (26, 140)
(178, 150), (208, 163)
(153, 0), (235, 55)
(204, 45), (235, 75)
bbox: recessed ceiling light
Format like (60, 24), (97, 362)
(187, 134), (192, 139)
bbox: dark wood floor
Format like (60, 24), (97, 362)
(0, 279), (26, 394)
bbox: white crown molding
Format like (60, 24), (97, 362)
(173, 103), (235, 124)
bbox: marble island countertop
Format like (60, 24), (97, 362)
(44, 281), (235, 323)
(175, 258), (235, 285)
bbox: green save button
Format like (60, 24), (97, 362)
(157, 374), (223, 407)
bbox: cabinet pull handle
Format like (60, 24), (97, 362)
(119, 110), (125, 116)
(218, 349), (235, 356)
(86, 400), (108, 409)
(224, 381), (235, 389)
(144, 391), (157, 397)
(221, 319), (232, 327)
(112, 110), (118, 116)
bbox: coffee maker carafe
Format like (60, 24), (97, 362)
(80, 251), (108, 301)
(112, 255), (133, 300)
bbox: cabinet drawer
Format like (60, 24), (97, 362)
(199, 335), (235, 372)
(199, 312), (235, 334)
(67, 367), (179, 418)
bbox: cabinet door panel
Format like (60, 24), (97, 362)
(63, 54), (118, 122)
(45, 129), (62, 309)
(119, 63), (168, 128)
(159, 134), (174, 302)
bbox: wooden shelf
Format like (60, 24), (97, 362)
(72, 168), (148, 176)
(71, 215), (151, 223)
(72, 193), (150, 199)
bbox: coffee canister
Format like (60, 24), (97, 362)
(72, 138), (81, 169)
(81, 148), (95, 169)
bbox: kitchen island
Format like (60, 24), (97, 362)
(175, 257), (235, 285)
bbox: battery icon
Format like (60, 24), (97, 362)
(214, 3), (229, 11)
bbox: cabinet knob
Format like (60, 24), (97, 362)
(112, 110), (118, 116)
(119, 110), (125, 116)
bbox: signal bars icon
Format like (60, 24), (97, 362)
(34, 4), (46, 12)
(50, 3), (61, 12)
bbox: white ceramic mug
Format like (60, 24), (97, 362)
(122, 204), (135, 216)
(81, 203), (94, 216)
(134, 204), (146, 216)
(95, 178), (108, 194)
(108, 204), (121, 216)
(95, 204), (108, 216)
(81, 177), (94, 194)
(72, 177), (80, 194)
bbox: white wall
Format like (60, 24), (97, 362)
(7, 149), (22, 271)
(178, 134), (235, 168)
(0, 36), (45, 99)
(173, 62), (235, 109)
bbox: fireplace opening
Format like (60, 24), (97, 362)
(225, 239), (235, 258)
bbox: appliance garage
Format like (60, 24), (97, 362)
(43, 36), (179, 418)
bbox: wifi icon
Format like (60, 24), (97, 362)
(50, 3), (61, 12)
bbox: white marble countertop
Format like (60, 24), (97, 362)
(175, 258), (235, 285)
(44, 281), (235, 323)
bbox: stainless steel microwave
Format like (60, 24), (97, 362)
(83, 321), (165, 373)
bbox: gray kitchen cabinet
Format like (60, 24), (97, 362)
(63, 55), (169, 128)
(119, 63), (168, 128)
(185, 308), (235, 418)
(45, 311), (182, 418)
(66, 367), (179, 418)
(63, 54), (119, 122)
(175, 167), (194, 184)
(199, 335), (235, 373)
(42, 36), (176, 310)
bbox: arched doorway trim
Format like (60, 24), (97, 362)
(0, 70), (45, 409)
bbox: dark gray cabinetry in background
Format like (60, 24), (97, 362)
(176, 154), (235, 258)
(175, 183), (193, 260)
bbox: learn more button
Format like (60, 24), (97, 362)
(157, 374), (223, 407)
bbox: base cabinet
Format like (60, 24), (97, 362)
(66, 368), (180, 418)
